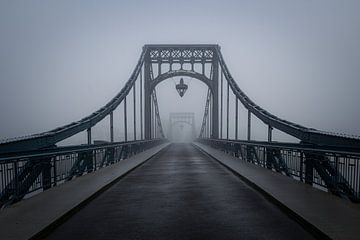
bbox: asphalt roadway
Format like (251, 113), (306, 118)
(45, 143), (316, 240)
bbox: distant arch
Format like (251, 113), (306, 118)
(171, 120), (194, 127)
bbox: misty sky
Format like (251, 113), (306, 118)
(0, 0), (360, 143)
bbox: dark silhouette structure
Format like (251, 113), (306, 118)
(1, 44), (360, 208)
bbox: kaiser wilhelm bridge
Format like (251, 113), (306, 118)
(0, 44), (360, 240)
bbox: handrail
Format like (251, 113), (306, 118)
(200, 138), (360, 156)
(0, 139), (164, 162)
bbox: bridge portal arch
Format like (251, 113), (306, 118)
(143, 45), (220, 139)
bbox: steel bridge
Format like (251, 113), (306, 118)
(1, 44), (360, 240)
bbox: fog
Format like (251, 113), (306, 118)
(0, 0), (360, 144)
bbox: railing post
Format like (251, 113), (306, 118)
(87, 150), (94, 173)
(304, 153), (314, 185)
(13, 161), (19, 197)
(335, 155), (339, 185)
(42, 158), (52, 191)
(53, 156), (57, 186)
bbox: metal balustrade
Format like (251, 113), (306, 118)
(0, 139), (165, 208)
(198, 138), (360, 202)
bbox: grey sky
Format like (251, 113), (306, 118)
(0, 0), (360, 143)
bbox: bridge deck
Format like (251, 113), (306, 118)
(195, 142), (360, 240)
(46, 143), (314, 240)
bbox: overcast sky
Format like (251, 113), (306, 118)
(0, 0), (359, 143)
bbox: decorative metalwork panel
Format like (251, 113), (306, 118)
(146, 44), (218, 63)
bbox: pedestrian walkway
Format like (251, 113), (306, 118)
(46, 143), (315, 240)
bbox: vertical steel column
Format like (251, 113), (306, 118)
(299, 152), (304, 182)
(192, 115), (196, 139)
(87, 127), (92, 144)
(124, 97), (128, 142)
(226, 81), (229, 139)
(209, 94), (212, 137)
(153, 100), (157, 138)
(144, 52), (152, 139)
(151, 96), (154, 138)
(211, 56), (219, 139)
(205, 112), (207, 138)
(247, 110), (251, 141)
(268, 125), (273, 142)
(168, 114), (172, 140)
(110, 112), (114, 142)
(266, 126), (272, 169)
(220, 70), (223, 139)
(140, 69), (143, 140)
(235, 98), (238, 140)
(208, 111), (211, 138)
(133, 84), (136, 140)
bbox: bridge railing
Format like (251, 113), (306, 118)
(0, 139), (165, 208)
(198, 138), (360, 202)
